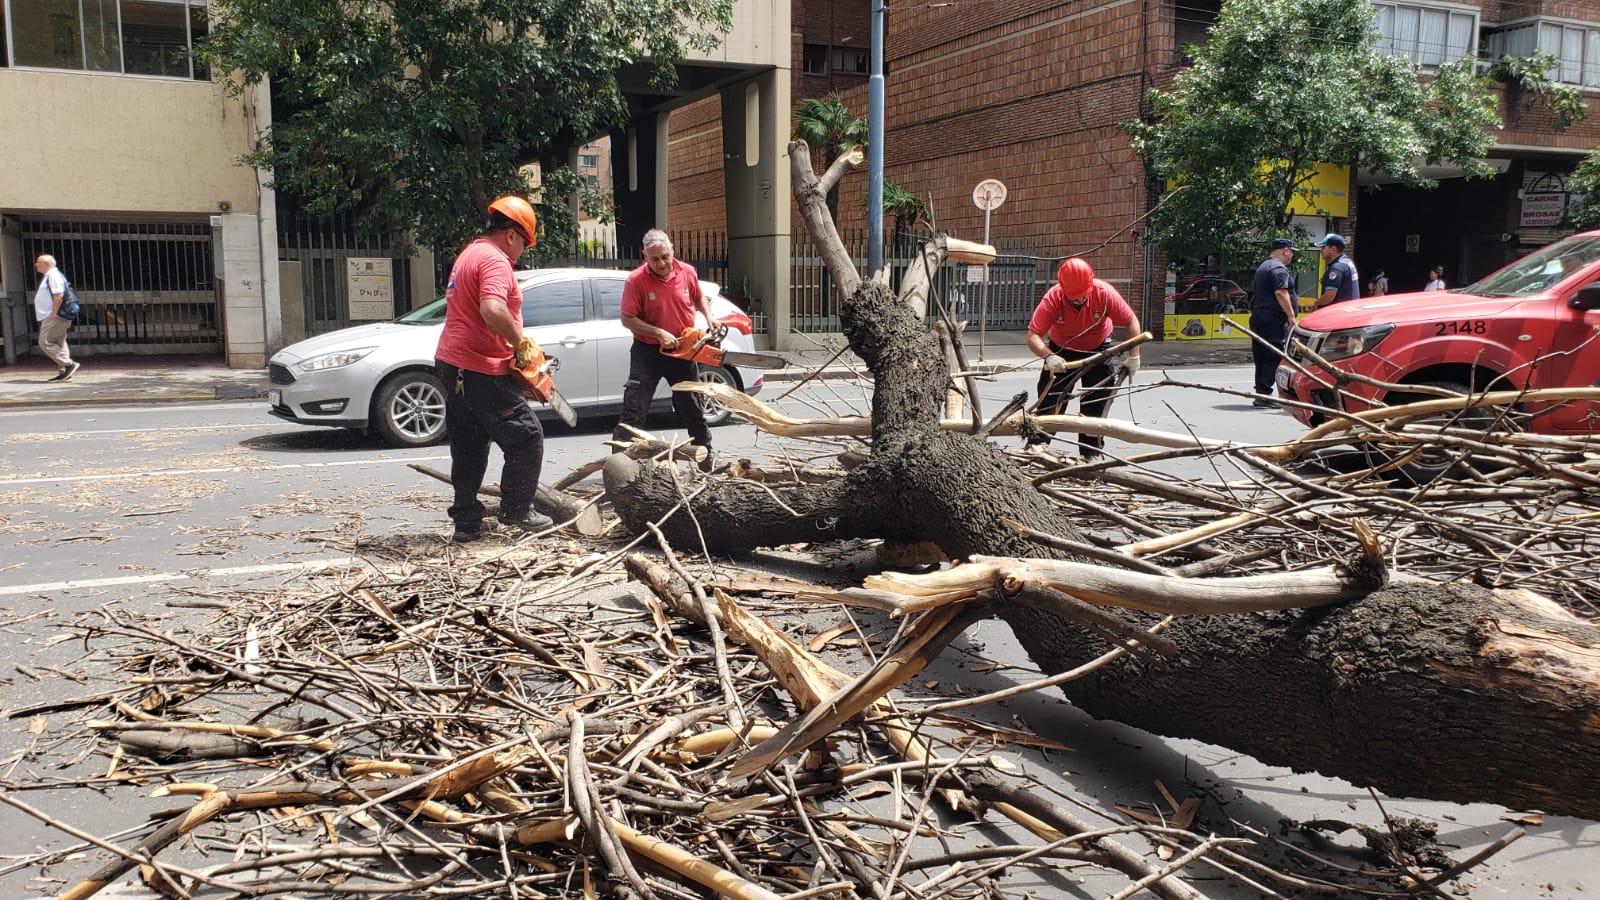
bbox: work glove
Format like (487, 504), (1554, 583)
(1043, 354), (1068, 373)
(1118, 355), (1141, 380)
(513, 337), (541, 369)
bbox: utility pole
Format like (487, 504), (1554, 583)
(867, 0), (885, 277)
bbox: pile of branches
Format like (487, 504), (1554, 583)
(5, 378), (1597, 898)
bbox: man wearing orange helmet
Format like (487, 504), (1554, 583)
(433, 195), (552, 543)
(1025, 257), (1142, 458)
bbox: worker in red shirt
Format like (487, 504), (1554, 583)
(1025, 257), (1142, 458)
(434, 195), (552, 543)
(613, 228), (720, 470)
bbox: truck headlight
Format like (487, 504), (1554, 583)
(298, 347), (376, 371)
(1318, 324), (1394, 361)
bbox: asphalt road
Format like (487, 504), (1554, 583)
(2, 368), (1594, 898)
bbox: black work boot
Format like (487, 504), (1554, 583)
(498, 511), (554, 534)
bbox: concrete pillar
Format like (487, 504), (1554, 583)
(612, 112), (671, 253)
(720, 68), (792, 351)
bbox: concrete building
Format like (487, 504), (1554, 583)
(0, 0), (279, 367)
(3, 0), (789, 369)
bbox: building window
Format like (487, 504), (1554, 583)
(1374, 2), (1476, 67)
(584, 174), (597, 188)
(802, 43), (827, 75)
(1486, 19), (1600, 87)
(579, 153), (598, 168)
(4, 0), (208, 79)
(831, 47), (868, 74)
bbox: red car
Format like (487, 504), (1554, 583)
(1276, 232), (1600, 441)
(1166, 277), (1248, 312)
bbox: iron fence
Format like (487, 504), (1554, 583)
(280, 211), (415, 336)
(21, 219), (220, 353)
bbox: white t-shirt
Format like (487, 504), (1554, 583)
(34, 268), (66, 321)
(1424, 279), (1445, 292)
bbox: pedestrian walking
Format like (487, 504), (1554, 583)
(433, 195), (552, 544)
(1025, 257), (1142, 458)
(1424, 267), (1446, 291)
(33, 254), (80, 381)
(1370, 269), (1388, 296)
(1250, 238), (1298, 407)
(613, 229), (720, 471)
(1312, 234), (1359, 309)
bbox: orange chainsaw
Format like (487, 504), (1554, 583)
(662, 325), (788, 369)
(509, 338), (577, 427)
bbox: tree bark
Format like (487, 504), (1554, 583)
(600, 139), (1600, 823)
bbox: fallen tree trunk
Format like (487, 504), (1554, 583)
(601, 139), (1600, 823)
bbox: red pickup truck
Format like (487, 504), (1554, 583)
(1276, 232), (1600, 437)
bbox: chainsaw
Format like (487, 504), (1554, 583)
(509, 338), (577, 427)
(662, 325), (789, 369)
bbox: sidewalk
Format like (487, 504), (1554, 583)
(0, 336), (1250, 409)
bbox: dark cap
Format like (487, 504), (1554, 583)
(1271, 238), (1296, 251)
(1313, 233), (1346, 249)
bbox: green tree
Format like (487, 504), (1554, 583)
(792, 93), (869, 223)
(1565, 152), (1600, 229)
(201, 0), (733, 255)
(1121, 0), (1499, 271)
(880, 182), (931, 238)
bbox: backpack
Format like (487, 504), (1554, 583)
(58, 279), (80, 320)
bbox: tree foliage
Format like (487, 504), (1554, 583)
(1487, 52), (1588, 133)
(792, 93), (869, 223)
(1566, 152), (1600, 230)
(201, 0), (733, 254)
(1121, 0), (1499, 270)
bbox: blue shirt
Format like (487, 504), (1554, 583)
(1251, 257), (1294, 315)
(1321, 255), (1359, 304)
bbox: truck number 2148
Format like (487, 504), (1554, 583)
(1435, 320), (1487, 336)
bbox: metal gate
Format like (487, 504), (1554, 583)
(21, 219), (220, 354)
(280, 212), (414, 336)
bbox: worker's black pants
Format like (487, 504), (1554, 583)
(611, 340), (712, 448)
(436, 361), (544, 528)
(1249, 310), (1290, 396)
(1033, 339), (1116, 457)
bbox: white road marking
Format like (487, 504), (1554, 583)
(6, 422), (267, 437)
(0, 455), (452, 486)
(0, 558), (376, 597)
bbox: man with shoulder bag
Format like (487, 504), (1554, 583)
(33, 254), (80, 381)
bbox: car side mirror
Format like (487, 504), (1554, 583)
(1570, 283), (1600, 311)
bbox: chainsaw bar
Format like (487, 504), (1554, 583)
(715, 350), (790, 370)
(546, 387), (578, 428)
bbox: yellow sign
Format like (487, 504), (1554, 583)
(1284, 163), (1350, 218)
(1164, 313), (1249, 341)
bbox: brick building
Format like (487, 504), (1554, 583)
(664, 0), (1600, 341)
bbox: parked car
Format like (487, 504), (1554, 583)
(1166, 277), (1248, 313)
(1276, 231), (1600, 447)
(267, 268), (765, 447)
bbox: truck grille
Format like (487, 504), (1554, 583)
(1286, 326), (1323, 362)
(268, 363), (297, 385)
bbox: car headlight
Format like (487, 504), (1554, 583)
(1317, 324), (1394, 361)
(297, 347), (376, 371)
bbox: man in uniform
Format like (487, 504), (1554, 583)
(1249, 237), (1298, 407)
(613, 229), (720, 471)
(434, 195), (552, 543)
(1313, 233), (1359, 308)
(1025, 257), (1142, 458)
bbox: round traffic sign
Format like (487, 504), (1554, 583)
(972, 179), (1007, 211)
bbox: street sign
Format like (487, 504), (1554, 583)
(972, 179), (1007, 212)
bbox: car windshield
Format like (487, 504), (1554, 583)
(398, 297), (447, 324)
(1466, 235), (1600, 297)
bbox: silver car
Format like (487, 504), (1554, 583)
(266, 268), (765, 447)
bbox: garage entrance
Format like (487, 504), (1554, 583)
(19, 219), (222, 356)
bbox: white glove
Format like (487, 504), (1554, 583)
(1043, 354), (1068, 373)
(1119, 356), (1141, 378)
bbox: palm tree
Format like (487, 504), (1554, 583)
(881, 182), (930, 244)
(792, 94), (869, 224)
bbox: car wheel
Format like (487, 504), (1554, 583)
(694, 364), (740, 427)
(372, 370), (448, 447)
(1383, 379), (1503, 484)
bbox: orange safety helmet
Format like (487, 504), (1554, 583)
(1057, 258), (1094, 298)
(488, 195), (538, 247)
